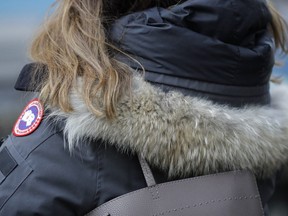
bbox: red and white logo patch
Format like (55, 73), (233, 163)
(13, 99), (44, 137)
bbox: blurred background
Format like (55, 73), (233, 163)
(0, 0), (54, 136)
(0, 0), (287, 215)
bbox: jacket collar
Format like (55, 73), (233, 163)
(50, 75), (288, 179)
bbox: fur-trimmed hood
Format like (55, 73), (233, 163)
(51, 76), (288, 179)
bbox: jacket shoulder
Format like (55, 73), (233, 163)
(0, 110), (101, 215)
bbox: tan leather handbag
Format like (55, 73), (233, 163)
(86, 156), (264, 216)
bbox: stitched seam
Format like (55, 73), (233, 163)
(149, 186), (156, 200)
(95, 146), (104, 205)
(0, 165), (33, 210)
(21, 131), (61, 160)
(229, 0), (241, 81)
(149, 185), (160, 200)
(251, 170), (265, 216)
(152, 195), (261, 216)
(155, 185), (160, 199)
(96, 170), (249, 209)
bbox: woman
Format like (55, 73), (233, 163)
(1, 0), (288, 215)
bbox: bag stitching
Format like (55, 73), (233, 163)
(95, 170), (251, 210)
(152, 195), (261, 216)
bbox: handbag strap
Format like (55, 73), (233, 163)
(85, 155), (157, 216)
(137, 155), (156, 187)
(85, 155), (264, 216)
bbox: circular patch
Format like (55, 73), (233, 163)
(13, 99), (44, 137)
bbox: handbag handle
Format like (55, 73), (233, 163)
(85, 155), (264, 216)
(85, 155), (157, 216)
(137, 155), (156, 187)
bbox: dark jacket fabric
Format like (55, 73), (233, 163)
(0, 117), (147, 215)
(0, 92), (286, 216)
(1, 0), (288, 216)
(109, 0), (274, 107)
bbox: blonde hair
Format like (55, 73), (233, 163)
(268, 1), (288, 53)
(30, 0), (132, 119)
(30, 0), (288, 118)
